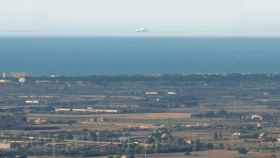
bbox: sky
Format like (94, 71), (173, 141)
(0, 0), (279, 36)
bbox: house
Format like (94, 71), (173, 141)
(0, 143), (11, 151)
(251, 114), (263, 121)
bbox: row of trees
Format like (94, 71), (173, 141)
(0, 113), (27, 130)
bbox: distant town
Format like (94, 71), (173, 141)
(1, 72), (280, 158)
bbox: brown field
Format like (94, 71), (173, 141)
(120, 112), (191, 120)
(173, 131), (210, 140)
(77, 122), (160, 131)
(85, 150), (280, 158)
(135, 150), (239, 158)
(29, 150), (280, 158)
(28, 112), (191, 120)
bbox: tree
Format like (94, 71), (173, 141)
(238, 148), (248, 155)
(151, 129), (162, 153)
(214, 132), (219, 140)
(193, 139), (201, 151)
(208, 143), (214, 150)
(218, 143), (224, 149)
(185, 146), (193, 155)
(271, 154), (277, 158)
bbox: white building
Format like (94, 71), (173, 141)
(251, 114), (263, 121)
(145, 91), (159, 95)
(25, 100), (39, 104)
(167, 91), (177, 95)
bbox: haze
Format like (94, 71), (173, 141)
(0, 0), (279, 36)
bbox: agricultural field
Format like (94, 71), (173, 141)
(2, 74), (280, 157)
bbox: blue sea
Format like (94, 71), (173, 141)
(0, 37), (280, 76)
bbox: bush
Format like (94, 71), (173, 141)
(238, 148), (248, 155)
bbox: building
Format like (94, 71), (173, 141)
(0, 80), (10, 84)
(55, 108), (71, 112)
(33, 117), (47, 125)
(0, 143), (11, 151)
(0, 72), (31, 78)
(251, 114), (263, 121)
(25, 100), (39, 104)
(145, 91), (159, 95)
(167, 91), (177, 95)
(55, 107), (118, 113)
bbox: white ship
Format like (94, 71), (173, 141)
(136, 27), (148, 33)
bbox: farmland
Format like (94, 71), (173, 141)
(2, 74), (280, 157)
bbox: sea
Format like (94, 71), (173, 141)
(0, 37), (280, 76)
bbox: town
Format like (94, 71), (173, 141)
(1, 73), (280, 158)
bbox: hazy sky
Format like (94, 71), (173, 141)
(0, 0), (279, 36)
